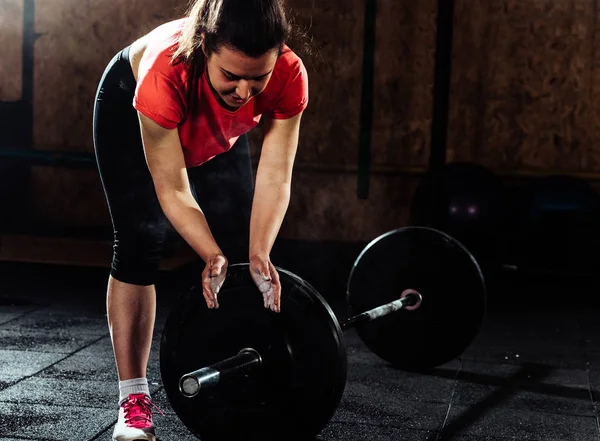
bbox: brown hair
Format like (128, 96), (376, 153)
(172, 0), (297, 119)
(172, 0), (291, 64)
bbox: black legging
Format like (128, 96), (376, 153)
(93, 46), (254, 286)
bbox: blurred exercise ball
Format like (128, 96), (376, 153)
(410, 162), (504, 270)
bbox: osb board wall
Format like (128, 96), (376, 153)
(5, 0), (600, 242)
(271, 0), (437, 170)
(15, 0), (422, 241)
(246, 0), (366, 165)
(32, 0), (184, 150)
(280, 172), (418, 240)
(285, 0), (364, 165)
(28, 0), (185, 226)
(275, 0), (437, 240)
(370, 0), (436, 169)
(0, 0), (23, 100)
(448, 0), (599, 173)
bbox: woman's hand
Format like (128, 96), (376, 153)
(249, 255), (281, 313)
(202, 254), (228, 309)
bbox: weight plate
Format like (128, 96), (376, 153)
(160, 263), (347, 441)
(347, 226), (486, 369)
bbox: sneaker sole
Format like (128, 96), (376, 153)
(112, 435), (156, 441)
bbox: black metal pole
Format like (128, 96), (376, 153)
(0, 148), (97, 168)
(341, 292), (422, 331)
(427, 0), (455, 226)
(357, 0), (377, 199)
(179, 348), (262, 398)
(0, 0), (38, 230)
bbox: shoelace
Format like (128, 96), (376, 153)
(122, 394), (165, 429)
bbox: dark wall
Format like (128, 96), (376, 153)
(1, 0), (599, 241)
(448, 0), (599, 174)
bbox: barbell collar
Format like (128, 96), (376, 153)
(341, 292), (422, 331)
(179, 347), (262, 398)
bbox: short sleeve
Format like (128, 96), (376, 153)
(270, 59), (309, 120)
(133, 68), (186, 129)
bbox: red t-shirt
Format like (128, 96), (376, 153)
(133, 18), (309, 167)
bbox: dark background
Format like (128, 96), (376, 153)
(2, 2), (600, 441)
(1, 0), (600, 303)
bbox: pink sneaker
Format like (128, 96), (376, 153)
(112, 393), (164, 441)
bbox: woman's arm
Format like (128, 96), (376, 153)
(138, 113), (223, 263)
(249, 112), (303, 259)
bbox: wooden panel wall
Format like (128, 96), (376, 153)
(2, 0), (600, 242)
(289, 0), (364, 165)
(371, 0), (436, 169)
(28, 0), (184, 226)
(448, 0), (598, 173)
(0, 0), (23, 100)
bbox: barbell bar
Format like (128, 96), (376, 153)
(179, 290), (424, 397)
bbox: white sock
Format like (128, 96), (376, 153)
(119, 377), (150, 404)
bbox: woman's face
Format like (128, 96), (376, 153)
(205, 45), (278, 110)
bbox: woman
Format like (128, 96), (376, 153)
(92, 0), (308, 439)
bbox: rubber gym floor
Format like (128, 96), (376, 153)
(0, 242), (599, 441)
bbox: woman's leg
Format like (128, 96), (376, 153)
(105, 279), (156, 381)
(93, 47), (166, 384)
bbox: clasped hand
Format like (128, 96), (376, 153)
(202, 254), (281, 313)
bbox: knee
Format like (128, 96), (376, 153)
(110, 223), (165, 286)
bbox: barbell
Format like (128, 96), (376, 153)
(159, 226), (487, 441)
